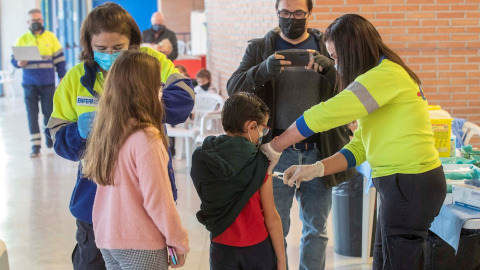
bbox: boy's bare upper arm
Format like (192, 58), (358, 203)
(259, 174), (278, 218)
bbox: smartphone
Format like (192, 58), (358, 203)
(168, 246), (179, 265)
(275, 49), (311, 67)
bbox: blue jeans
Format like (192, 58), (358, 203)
(273, 148), (332, 270)
(23, 84), (55, 149)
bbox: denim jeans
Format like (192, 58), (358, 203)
(273, 147), (332, 270)
(23, 84), (55, 149)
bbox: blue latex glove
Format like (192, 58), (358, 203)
(77, 111), (97, 139)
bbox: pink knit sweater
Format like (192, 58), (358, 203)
(92, 128), (189, 254)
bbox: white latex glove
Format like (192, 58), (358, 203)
(283, 161), (325, 188)
(260, 142), (283, 174)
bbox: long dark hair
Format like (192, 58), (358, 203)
(324, 14), (421, 91)
(79, 3), (142, 65)
(82, 51), (166, 186)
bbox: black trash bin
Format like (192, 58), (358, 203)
(425, 229), (480, 270)
(332, 173), (364, 257)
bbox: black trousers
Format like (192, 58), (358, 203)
(72, 219), (106, 270)
(372, 166), (446, 270)
(210, 236), (277, 270)
(23, 84), (55, 149)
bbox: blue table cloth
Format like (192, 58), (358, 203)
(430, 202), (480, 253)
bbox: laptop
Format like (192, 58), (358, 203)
(12, 46), (43, 61)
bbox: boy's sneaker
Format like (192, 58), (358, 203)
(30, 146), (41, 158)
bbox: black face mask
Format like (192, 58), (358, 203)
(279, 17), (306, 40)
(152, 24), (165, 33)
(31, 22), (44, 32)
(200, 82), (211, 91)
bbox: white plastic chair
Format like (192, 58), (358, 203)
(185, 41), (192, 55)
(461, 122), (480, 145)
(167, 93), (224, 167)
(177, 40), (186, 55)
(194, 111), (224, 146)
(0, 239), (10, 270)
(0, 70), (15, 99)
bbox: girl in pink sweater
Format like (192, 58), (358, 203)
(82, 50), (189, 269)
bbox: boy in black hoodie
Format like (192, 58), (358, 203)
(191, 92), (286, 270)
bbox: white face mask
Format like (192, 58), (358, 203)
(247, 126), (263, 149)
(334, 63), (342, 75)
(256, 126), (263, 147)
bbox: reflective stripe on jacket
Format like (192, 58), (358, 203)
(11, 30), (66, 85)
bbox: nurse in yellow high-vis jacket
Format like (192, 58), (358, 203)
(11, 9), (66, 157)
(45, 3), (195, 269)
(261, 14), (446, 270)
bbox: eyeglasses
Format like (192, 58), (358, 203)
(258, 123), (270, 137)
(277, 10), (308, 19)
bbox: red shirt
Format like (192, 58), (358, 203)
(212, 174), (269, 247)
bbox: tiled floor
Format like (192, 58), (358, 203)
(0, 97), (372, 270)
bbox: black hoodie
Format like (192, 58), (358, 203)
(191, 135), (269, 238)
(226, 27), (358, 188)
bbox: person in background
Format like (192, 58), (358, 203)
(194, 69), (218, 95)
(83, 50), (189, 270)
(46, 3), (195, 269)
(191, 92), (286, 270)
(176, 65), (197, 87)
(12, 8), (66, 157)
(226, 0), (357, 268)
(142, 11), (179, 60)
(261, 14), (447, 270)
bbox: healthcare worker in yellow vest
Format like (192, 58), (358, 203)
(11, 8), (66, 157)
(261, 14), (446, 270)
(46, 3), (195, 269)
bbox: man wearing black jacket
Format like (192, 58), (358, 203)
(226, 0), (357, 269)
(142, 12), (178, 60)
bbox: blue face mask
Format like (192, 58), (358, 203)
(93, 51), (123, 71)
(152, 24), (165, 32)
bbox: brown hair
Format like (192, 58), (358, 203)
(175, 65), (190, 77)
(82, 51), (166, 186)
(222, 93), (270, 134)
(79, 3), (142, 66)
(196, 68), (211, 80)
(324, 14), (421, 91)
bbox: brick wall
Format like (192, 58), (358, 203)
(205, 0), (480, 144)
(162, 0), (204, 42)
(205, 0), (277, 98)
